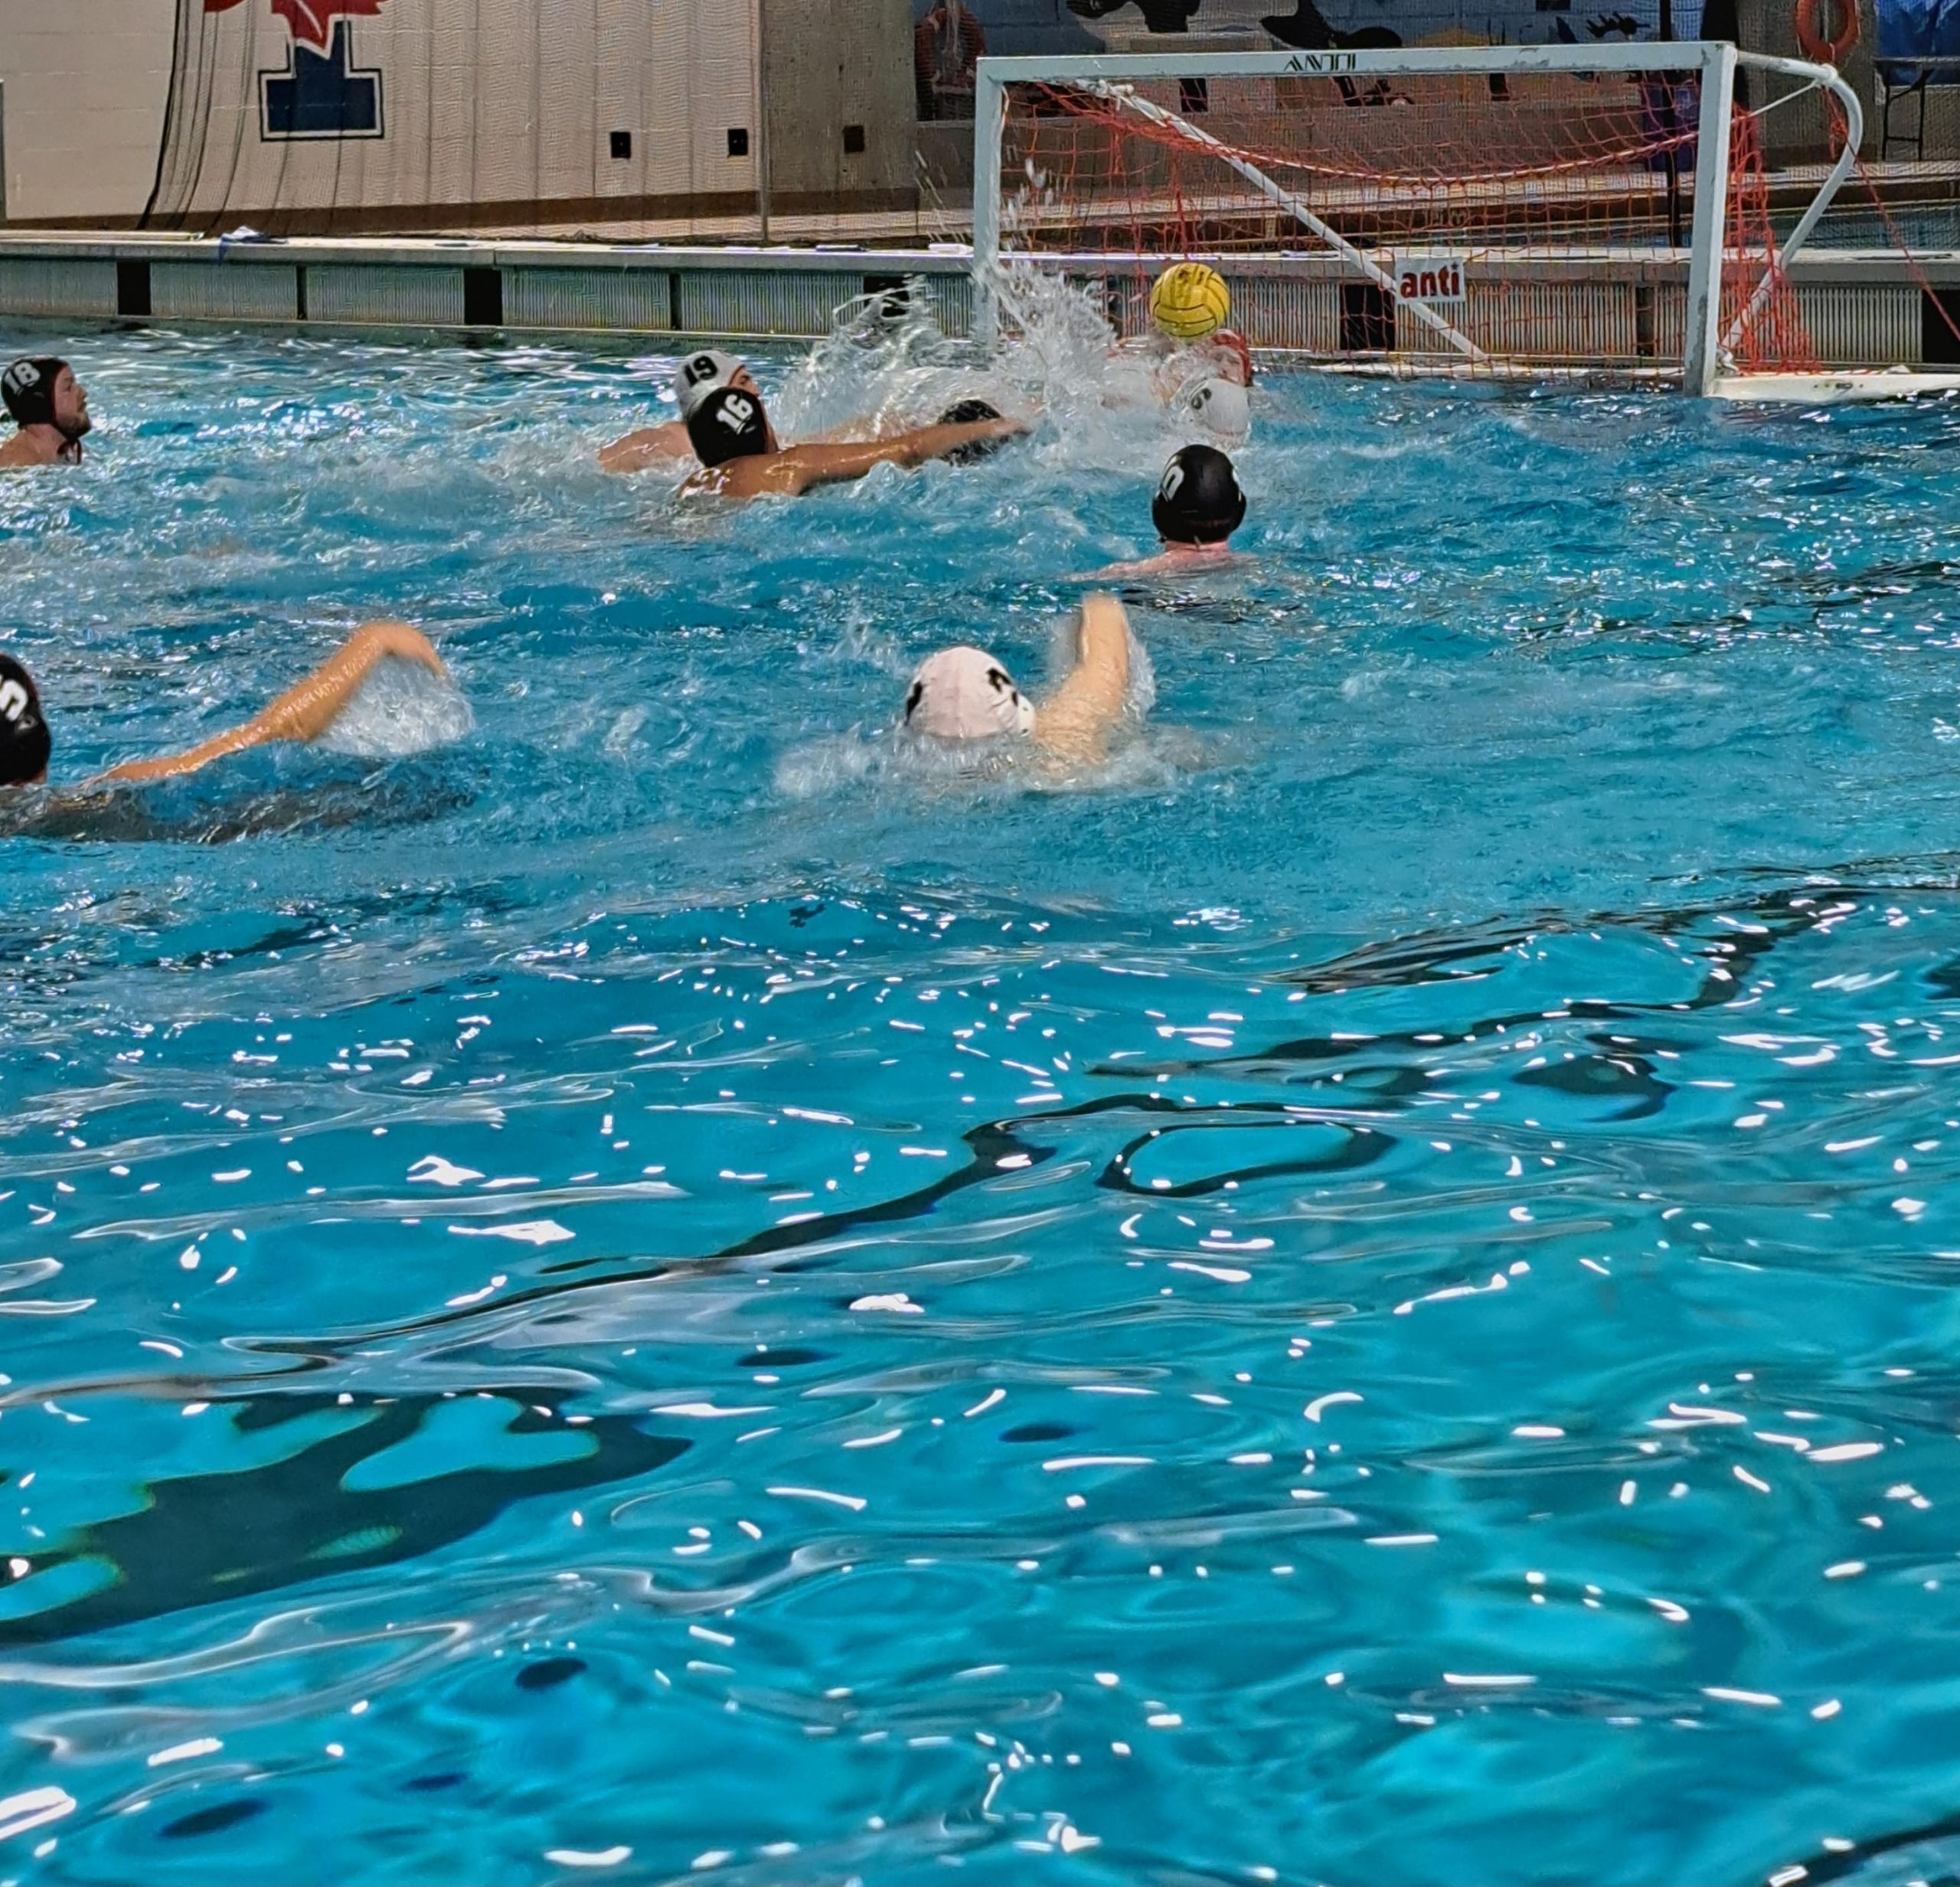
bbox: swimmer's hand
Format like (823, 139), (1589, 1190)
(1031, 593), (1132, 766)
(927, 413), (1030, 455)
(89, 621), (450, 787)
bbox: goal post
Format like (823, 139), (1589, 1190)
(1683, 41), (1737, 397)
(972, 41), (1863, 393)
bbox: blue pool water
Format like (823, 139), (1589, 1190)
(7, 322), (1960, 1885)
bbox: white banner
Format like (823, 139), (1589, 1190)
(1391, 255), (1468, 305)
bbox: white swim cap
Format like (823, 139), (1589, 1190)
(672, 348), (746, 420)
(903, 646), (1035, 742)
(1184, 375), (1251, 440)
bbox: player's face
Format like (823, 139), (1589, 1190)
(54, 368), (91, 437)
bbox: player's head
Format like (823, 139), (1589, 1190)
(671, 348), (754, 422)
(903, 645), (1035, 742)
(3, 357), (89, 440)
(1149, 263), (1230, 341)
(685, 384), (772, 466)
(1183, 376), (1250, 441)
(0, 655), (51, 786)
(936, 398), (1008, 465)
(1209, 328), (1255, 387)
(1152, 444), (1246, 547)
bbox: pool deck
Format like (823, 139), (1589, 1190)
(0, 225), (1955, 369)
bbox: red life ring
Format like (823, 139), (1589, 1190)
(1795, 0), (1860, 67)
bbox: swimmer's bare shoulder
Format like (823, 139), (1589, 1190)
(599, 420), (692, 473)
(1083, 544), (1252, 583)
(0, 432), (55, 471)
(678, 456), (786, 499)
(687, 452), (817, 499)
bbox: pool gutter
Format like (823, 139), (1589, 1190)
(0, 232), (1954, 369)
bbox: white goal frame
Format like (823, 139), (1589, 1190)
(972, 41), (1862, 394)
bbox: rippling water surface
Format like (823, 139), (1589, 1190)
(7, 324), (1960, 1886)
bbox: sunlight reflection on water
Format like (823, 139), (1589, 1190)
(5, 321), (1960, 1885)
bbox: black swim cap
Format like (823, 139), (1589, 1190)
(0, 655), (51, 786)
(686, 384), (770, 466)
(937, 399), (1005, 465)
(2, 357), (66, 430)
(1152, 443), (1246, 547)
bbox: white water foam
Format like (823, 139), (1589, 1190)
(315, 652), (475, 759)
(766, 265), (1253, 476)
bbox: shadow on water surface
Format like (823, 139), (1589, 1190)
(0, 1395), (687, 1649)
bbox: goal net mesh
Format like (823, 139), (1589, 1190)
(995, 67), (1815, 378)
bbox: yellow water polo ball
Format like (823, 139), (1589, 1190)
(1150, 263), (1230, 340)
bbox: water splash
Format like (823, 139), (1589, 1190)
(772, 289), (991, 443)
(315, 651), (475, 759)
(766, 266), (1246, 476)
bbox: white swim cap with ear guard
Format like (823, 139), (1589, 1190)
(903, 646), (1035, 741)
(672, 348), (746, 420)
(1183, 375), (1251, 440)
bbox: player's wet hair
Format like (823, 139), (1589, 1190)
(0, 655), (51, 786)
(685, 384), (771, 466)
(1152, 444), (1246, 547)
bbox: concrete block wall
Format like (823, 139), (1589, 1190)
(0, 0), (1895, 233)
(0, 0), (173, 225)
(762, 0), (918, 211)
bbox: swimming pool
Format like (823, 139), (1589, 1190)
(5, 322), (1960, 1886)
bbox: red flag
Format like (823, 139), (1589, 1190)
(271, 0), (386, 52)
(204, 0), (387, 54)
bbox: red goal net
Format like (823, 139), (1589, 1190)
(990, 60), (1817, 380)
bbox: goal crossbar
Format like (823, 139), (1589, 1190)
(973, 42), (1863, 393)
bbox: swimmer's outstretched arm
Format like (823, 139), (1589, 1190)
(87, 622), (448, 787)
(1031, 594), (1132, 765)
(771, 413), (1028, 494)
(611, 414), (874, 478)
